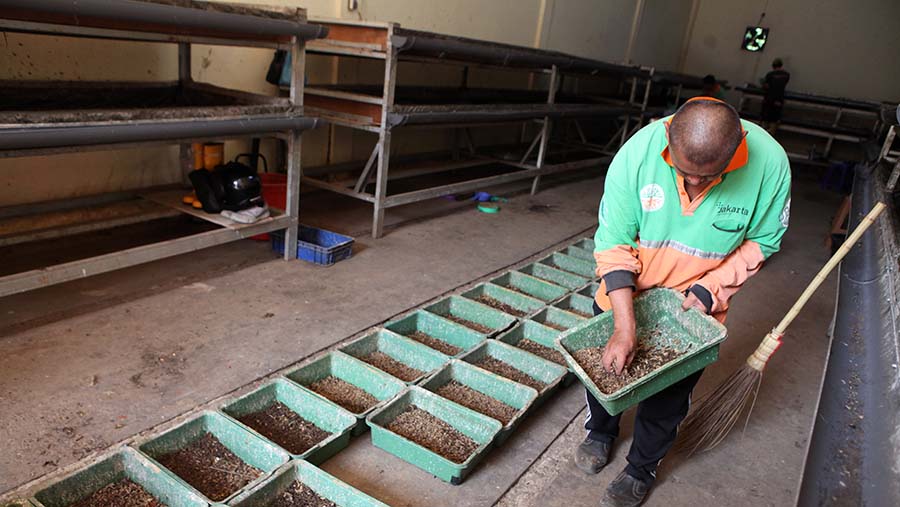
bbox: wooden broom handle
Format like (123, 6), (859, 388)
(773, 202), (886, 335)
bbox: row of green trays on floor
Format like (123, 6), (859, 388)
(17, 237), (600, 506)
(25, 446), (388, 507)
(23, 373), (391, 506)
(365, 338), (569, 484)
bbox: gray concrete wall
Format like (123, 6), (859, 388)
(682, 0), (900, 102)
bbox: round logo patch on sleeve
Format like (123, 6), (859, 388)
(640, 183), (665, 212)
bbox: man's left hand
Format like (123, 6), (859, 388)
(682, 292), (707, 313)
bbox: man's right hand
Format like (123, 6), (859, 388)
(602, 286), (638, 375)
(602, 327), (636, 375)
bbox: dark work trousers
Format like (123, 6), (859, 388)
(585, 301), (703, 482)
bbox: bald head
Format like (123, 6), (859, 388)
(668, 100), (743, 169)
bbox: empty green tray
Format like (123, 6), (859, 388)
(424, 296), (517, 337)
(553, 293), (596, 319)
(518, 263), (590, 290)
(4, 501), (33, 507)
(540, 252), (596, 278)
(339, 329), (449, 384)
(385, 310), (485, 357)
(557, 288), (727, 415)
(459, 340), (567, 405)
(284, 352), (406, 434)
(366, 387), (502, 485)
(229, 461), (388, 507)
(30, 447), (206, 507)
(137, 411), (289, 504)
(220, 379), (357, 464)
(490, 271), (568, 302)
(461, 282), (546, 318)
(419, 360), (538, 445)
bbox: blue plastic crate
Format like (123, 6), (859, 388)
(271, 226), (354, 265)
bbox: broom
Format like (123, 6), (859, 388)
(676, 201), (887, 455)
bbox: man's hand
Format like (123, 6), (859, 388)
(681, 291), (707, 313)
(602, 327), (636, 375)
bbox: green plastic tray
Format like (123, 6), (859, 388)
(220, 379), (357, 464)
(496, 321), (566, 366)
(573, 238), (595, 251)
(366, 387), (502, 485)
(339, 329), (450, 384)
(530, 306), (587, 332)
(284, 352), (406, 434)
(539, 252), (596, 278)
(3, 501), (33, 507)
(490, 271), (568, 302)
(229, 461), (388, 507)
(577, 281), (600, 299)
(553, 293), (596, 319)
(459, 340), (567, 405)
(30, 448), (206, 507)
(385, 310), (485, 357)
(419, 360), (538, 445)
(496, 320), (575, 385)
(518, 263), (590, 290)
(557, 288), (727, 415)
(424, 296), (517, 337)
(460, 282), (546, 318)
(137, 411), (289, 504)
(561, 244), (594, 261)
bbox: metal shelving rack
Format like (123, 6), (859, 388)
(0, 0), (327, 297)
(737, 84), (886, 162)
(302, 18), (649, 238)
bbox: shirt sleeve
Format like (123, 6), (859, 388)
(593, 139), (643, 293)
(693, 150), (791, 312)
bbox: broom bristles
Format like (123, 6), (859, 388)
(674, 364), (763, 455)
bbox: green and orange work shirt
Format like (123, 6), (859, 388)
(593, 116), (791, 322)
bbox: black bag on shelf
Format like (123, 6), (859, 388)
(189, 160), (264, 213)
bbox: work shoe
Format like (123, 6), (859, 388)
(574, 437), (611, 474)
(600, 470), (653, 507)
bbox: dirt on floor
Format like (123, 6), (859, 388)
(361, 351), (425, 382)
(474, 358), (546, 391)
(155, 433), (261, 502)
(436, 381), (518, 425)
(516, 339), (566, 366)
(67, 479), (163, 507)
(475, 296), (526, 317)
(387, 407), (479, 464)
(573, 344), (682, 394)
(443, 315), (494, 334)
(270, 480), (337, 507)
(405, 331), (462, 356)
(307, 376), (378, 414)
(235, 402), (330, 455)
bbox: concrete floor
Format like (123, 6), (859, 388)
(0, 170), (840, 507)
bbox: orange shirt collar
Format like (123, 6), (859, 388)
(661, 136), (749, 174)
